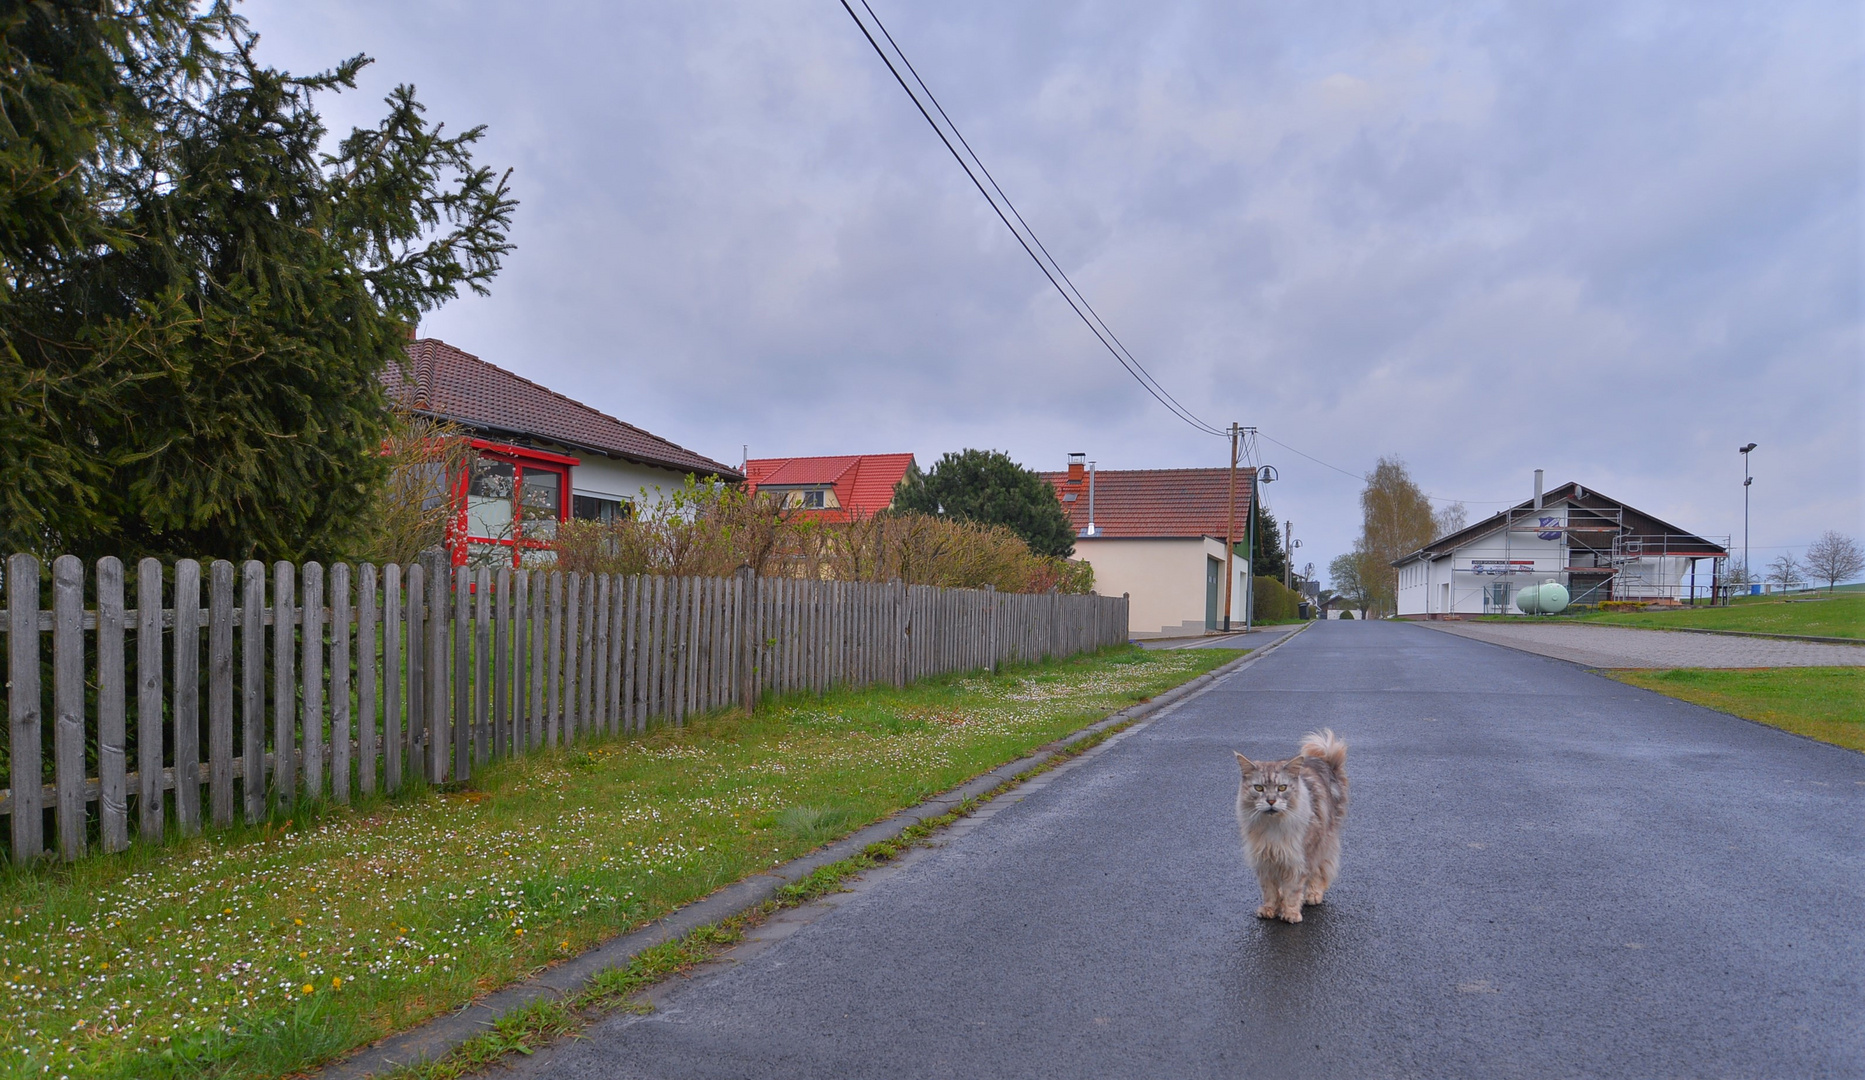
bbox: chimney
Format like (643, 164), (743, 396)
(1533, 469), (1544, 510)
(1067, 452), (1086, 485)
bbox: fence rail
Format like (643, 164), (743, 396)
(0, 554), (1127, 863)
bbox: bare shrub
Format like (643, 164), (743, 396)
(346, 412), (475, 566)
(552, 478), (1093, 594)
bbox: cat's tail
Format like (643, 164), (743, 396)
(1300, 729), (1347, 768)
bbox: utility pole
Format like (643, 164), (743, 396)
(1739, 442), (1757, 590)
(1284, 520), (1294, 590)
(1222, 423), (1239, 633)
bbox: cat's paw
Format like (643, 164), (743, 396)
(1277, 908), (1304, 924)
(1304, 888), (1326, 904)
(1256, 903), (1278, 919)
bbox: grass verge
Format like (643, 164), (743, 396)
(0, 645), (1231, 1080)
(1560, 592), (1864, 639)
(384, 709), (1154, 1080)
(1607, 667), (1865, 751)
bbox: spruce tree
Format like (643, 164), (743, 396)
(1, 1), (514, 561)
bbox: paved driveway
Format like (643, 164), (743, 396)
(496, 621), (1863, 1080)
(1424, 619), (1865, 668)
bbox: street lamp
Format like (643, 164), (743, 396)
(1739, 443), (1757, 589)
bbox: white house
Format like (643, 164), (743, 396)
(385, 337), (742, 567)
(1042, 458), (1257, 638)
(1394, 474), (1729, 617)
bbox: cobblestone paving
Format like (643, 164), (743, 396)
(1422, 620), (1865, 668)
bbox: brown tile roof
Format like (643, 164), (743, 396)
(1041, 467), (1256, 540)
(743, 453), (917, 521)
(386, 338), (742, 480)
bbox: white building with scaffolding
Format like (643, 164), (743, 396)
(1394, 473), (1730, 617)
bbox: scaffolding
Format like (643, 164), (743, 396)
(1451, 503), (1730, 611)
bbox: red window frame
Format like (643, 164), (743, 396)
(450, 438), (579, 568)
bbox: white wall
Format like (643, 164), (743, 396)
(1071, 536), (1248, 638)
(1398, 508), (1567, 616)
(568, 453), (705, 510)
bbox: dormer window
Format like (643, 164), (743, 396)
(769, 485), (840, 510)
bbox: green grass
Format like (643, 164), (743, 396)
(1608, 667), (1865, 751)
(1562, 591), (1864, 639)
(0, 645), (1231, 1080)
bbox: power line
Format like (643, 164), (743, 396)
(838, 0), (1227, 438)
(1256, 431), (1516, 505)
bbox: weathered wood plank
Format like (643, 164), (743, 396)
(51, 556), (85, 861)
(301, 563), (326, 801)
(474, 565), (491, 767)
(427, 559), (449, 783)
(330, 563), (352, 804)
(137, 558), (164, 842)
(598, 574), (614, 734)
(404, 567), (423, 787)
(452, 567), (470, 781)
(207, 560), (235, 826)
(494, 567), (511, 758)
(241, 562), (265, 819)
(358, 564), (378, 797)
(531, 570), (547, 750)
(96, 558), (129, 852)
(383, 564), (403, 794)
(546, 571), (562, 747)
(6, 555), (44, 861)
(173, 559), (202, 836)
(272, 561), (296, 807)
(514, 569), (531, 753)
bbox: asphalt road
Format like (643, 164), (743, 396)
(501, 621), (1864, 1080)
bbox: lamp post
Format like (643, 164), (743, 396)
(1739, 442), (1757, 590)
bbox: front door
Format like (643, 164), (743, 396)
(1206, 557), (1221, 630)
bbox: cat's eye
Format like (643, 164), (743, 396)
(1277, 784), (1287, 792)
(1252, 785), (1264, 791)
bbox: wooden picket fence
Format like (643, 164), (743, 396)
(0, 553), (1128, 863)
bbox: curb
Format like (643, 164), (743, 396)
(318, 626), (1308, 1079)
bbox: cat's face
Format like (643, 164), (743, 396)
(1235, 753), (1300, 816)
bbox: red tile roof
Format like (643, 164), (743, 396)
(744, 453), (916, 520)
(1041, 467), (1256, 540)
(386, 338), (741, 480)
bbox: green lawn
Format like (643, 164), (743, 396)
(1568, 591), (1864, 639)
(1608, 667), (1865, 751)
(0, 646), (1232, 1080)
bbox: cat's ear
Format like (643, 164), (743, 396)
(1233, 751), (1255, 771)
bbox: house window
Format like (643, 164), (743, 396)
(573, 494), (632, 524)
(771, 486), (839, 510)
(451, 440), (576, 568)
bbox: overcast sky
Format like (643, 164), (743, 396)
(248, 0), (1861, 579)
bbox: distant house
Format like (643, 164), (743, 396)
(742, 454), (917, 521)
(385, 337), (742, 566)
(1392, 475), (1728, 617)
(1041, 457), (1258, 639)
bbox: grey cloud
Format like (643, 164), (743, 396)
(246, 0), (1860, 567)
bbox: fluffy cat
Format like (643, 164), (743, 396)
(1234, 730), (1349, 923)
